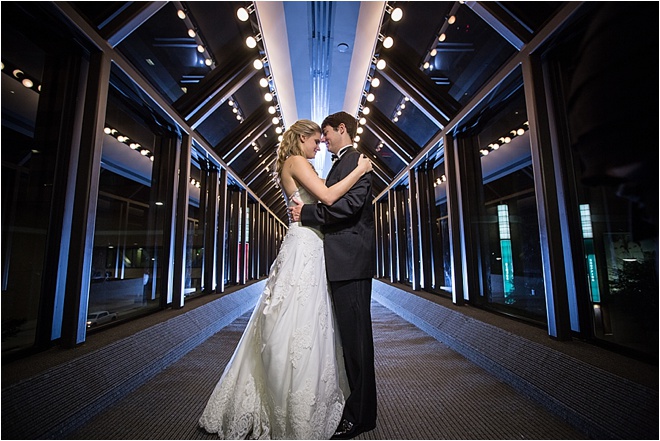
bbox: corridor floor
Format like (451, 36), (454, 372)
(65, 301), (588, 440)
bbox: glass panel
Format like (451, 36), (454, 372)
(186, 159), (203, 297)
(549, 1), (657, 358)
(499, 2), (564, 33)
(1, 23), (46, 354)
(426, 3), (517, 106)
(432, 160), (452, 294)
(88, 66), (177, 330)
(474, 73), (546, 323)
(115, 2), (213, 103)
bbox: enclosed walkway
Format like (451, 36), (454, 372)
(2, 281), (657, 440)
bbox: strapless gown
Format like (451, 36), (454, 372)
(199, 188), (348, 439)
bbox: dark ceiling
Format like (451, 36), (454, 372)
(2, 1), (567, 223)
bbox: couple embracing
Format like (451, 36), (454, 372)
(199, 111), (377, 440)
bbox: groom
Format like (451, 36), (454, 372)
(289, 111), (377, 439)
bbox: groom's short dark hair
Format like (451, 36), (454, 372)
(322, 111), (357, 140)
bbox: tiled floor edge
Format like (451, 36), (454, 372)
(1, 281), (265, 440)
(370, 279), (650, 440)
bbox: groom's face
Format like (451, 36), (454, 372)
(321, 123), (343, 154)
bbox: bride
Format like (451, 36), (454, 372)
(198, 119), (372, 439)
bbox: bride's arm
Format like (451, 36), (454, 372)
(285, 155), (372, 205)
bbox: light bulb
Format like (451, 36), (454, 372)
(237, 7), (249, 21)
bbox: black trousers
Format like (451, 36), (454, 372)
(329, 278), (377, 430)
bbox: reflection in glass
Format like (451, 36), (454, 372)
(1, 26), (46, 354)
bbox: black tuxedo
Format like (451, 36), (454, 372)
(300, 148), (377, 432)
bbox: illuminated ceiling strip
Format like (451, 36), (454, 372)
(343, 1), (386, 116)
(254, 1), (297, 127)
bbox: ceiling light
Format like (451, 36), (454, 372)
(188, 29), (196, 38)
(423, 61), (430, 69)
(400, 103), (405, 109)
(272, 117), (280, 125)
(383, 36), (394, 49)
(232, 107), (238, 113)
(359, 117), (367, 125)
(366, 93), (375, 102)
(430, 49), (437, 57)
(517, 128), (525, 136)
(371, 78), (380, 88)
(253, 59), (263, 69)
(237, 7), (250, 21)
(237, 114), (243, 121)
(12, 69), (23, 78)
(197, 45), (204, 53)
(177, 9), (186, 19)
(357, 127), (364, 134)
(448, 15), (456, 25)
(140, 149), (150, 156)
(362, 107), (370, 115)
(22, 79), (33, 88)
(386, 5), (403, 22)
(246, 36), (257, 48)
(264, 92), (273, 101)
(376, 59), (386, 70)
(275, 127), (283, 134)
(228, 99), (234, 106)
(439, 33), (446, 42)
(354, 135), (361, 142)
(205, 58), (212, 66)
(268, 106), (276, 114)
(259, 78), (269, 88)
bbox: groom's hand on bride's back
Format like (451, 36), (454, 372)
(288, 196), (304, 222)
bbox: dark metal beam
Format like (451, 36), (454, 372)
(366, 106), (418, 163)
(100, 2), (167, 47)
(173, 49), (257, 127)
(214, 106), (270, 160)
(245, 153), (276, 186)
(379, 45), (461, 126)
(469, 2), (530, 50)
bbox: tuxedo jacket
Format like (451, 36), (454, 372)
(300, 149), (376, 282)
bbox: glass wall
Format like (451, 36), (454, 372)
(432, 174), (452, 294)
(1, 16), (47, 354)
(185, 158), (203, 297)
(546, 2), (658, 358)
(89, 75), (166, 329)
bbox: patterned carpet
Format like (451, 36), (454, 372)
(66, 301), (587, 440)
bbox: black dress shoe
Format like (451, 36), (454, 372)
(331, 419), (358, 440)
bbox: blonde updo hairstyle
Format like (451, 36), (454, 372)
(274, 119), (321, 182)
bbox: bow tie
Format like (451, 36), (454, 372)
(331, 154), (339, 162)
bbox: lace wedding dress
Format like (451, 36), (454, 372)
(199, 187), (348, 440)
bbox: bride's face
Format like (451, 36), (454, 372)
(301, 131), (322, 159)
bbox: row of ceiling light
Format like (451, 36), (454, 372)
(479, 122), (529, 156)
(352, 3), (404, 154)
(174, 3), (215, 68)
(1, 61), (41, 93)
(237, 4), (285, 143)
(104, 127), (155, 161)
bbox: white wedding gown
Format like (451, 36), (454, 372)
(199, 188), (349, 440)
